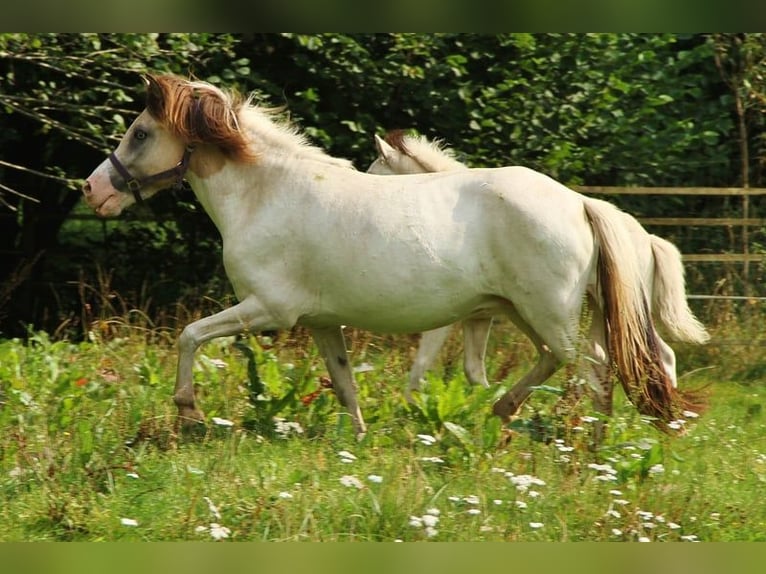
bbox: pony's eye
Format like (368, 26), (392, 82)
(134, 129), (147, 141)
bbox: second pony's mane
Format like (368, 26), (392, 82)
(384, 130), (467, 172)
(145, 74), (353, 169)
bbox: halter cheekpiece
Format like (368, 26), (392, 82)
(108, 146), (194, 203)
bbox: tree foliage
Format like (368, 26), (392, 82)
(0, 33), (764, 336)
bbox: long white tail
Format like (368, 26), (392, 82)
(649, 235), (710, 344)
(583, 198), (705, 429)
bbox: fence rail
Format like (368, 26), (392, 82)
(576, 186), (766, 196)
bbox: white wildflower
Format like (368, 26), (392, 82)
(273, 417), (304, 437)
(338, 450), (357, 463)
(588, 463), (616, 475)
(212, 417), (234, 427)
(339, 475), (364, 489)
(367, 474), (383, 484)
(595, 474), (618, 482)
(204, 496), (222, 520)
(120, 518), (138, 527)
(210, 523), (231, 540)
(353, 363), (374, 373)
(417, 434), (437, 446)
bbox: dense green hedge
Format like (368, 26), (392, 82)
(1, 34), (764, 336)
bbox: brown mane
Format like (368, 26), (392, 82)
(383, 129), (414, 156)
(145, 74), (257, 163)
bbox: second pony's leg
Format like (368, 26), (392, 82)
(462, 317), (492, 388)
(406, 325), (453, 402)
(311, 326), (366, 437)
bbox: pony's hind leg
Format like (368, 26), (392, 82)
(491, 293), (596, 421)
(311, 326), (366, 437)
(492, 345), (560, 419)
(462, 317), (492, 388)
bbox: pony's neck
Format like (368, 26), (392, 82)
(240, 107), (354, 170)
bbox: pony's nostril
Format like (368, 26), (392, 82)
(82, 181), (91, 195)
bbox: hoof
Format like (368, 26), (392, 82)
(492, 398), (516, 420)
(175, 406), (207, 438)
(404, 392), (419, 406)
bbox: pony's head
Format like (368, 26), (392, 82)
(367, 130), (465, 176)
(82, 74), (254, 217)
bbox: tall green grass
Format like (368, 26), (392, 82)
(0, 313), (764, 541)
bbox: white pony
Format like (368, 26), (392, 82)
(82, 75), (705, 437)
(368, 130), (710, 415)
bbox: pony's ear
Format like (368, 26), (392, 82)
(374, 133), (395, 160)
(143, 74), (164, 115)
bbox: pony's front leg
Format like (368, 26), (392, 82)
(311, 326), (366, 437)
(174, 296), (282, 430)
(462, 318), (492, 388)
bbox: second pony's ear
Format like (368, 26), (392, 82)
(374, 133), (396, 161)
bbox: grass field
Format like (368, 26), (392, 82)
(0, 315), (764, 542)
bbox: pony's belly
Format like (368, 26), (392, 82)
(298, 294), (508, 334)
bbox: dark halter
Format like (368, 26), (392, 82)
(108, 146), (194, 204)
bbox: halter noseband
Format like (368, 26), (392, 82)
(108, 146), (194, 204)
